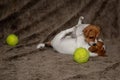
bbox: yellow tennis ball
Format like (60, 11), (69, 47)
(73, 47), (90, 63)
(6, 34), (19, 46)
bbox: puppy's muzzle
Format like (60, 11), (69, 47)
(89, 39), (97, 46)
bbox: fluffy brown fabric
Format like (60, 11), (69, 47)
(0, 0), (120, 80)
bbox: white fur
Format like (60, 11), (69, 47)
(37, 43), (45, 49)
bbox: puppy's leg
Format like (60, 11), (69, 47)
(52, 27), (75, 41)
(98, 38), (106, 49)
(37, 27), (75, 49)
(77, 16), (84, 25)
(37, 42), (51, 49)
(89, 52), (98, 57)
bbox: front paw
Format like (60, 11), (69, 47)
(89, 52), (98, 57)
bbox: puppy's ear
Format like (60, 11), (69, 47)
(83, 26), (90, 37)
(88, 46), (97, 52)
(97, 41), (104, 46)
(89, 25), (100, 38)
(83, 27), (87, 34)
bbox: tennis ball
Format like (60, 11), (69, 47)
(73, 47), (90, 63)
(6, 34), (19, 46)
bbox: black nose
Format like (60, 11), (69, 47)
(93, 43), (96, 46)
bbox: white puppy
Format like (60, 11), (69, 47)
(37, 16), (98, 57)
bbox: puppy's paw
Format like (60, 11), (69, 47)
(80, 16), (84, 20)
(37, 43), (45, 49)
(90, 52), (98, 57)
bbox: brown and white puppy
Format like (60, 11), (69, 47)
(37, 16), (104, 57)
(88, 41), (106, 56)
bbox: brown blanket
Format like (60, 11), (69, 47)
(0, 0), (120, 80)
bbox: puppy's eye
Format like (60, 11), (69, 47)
(89, 37), (94, 39)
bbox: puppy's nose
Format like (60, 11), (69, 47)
(93, 43), (96, 46)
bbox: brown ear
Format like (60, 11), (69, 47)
(83, 26), (90, 37)
(97, 41), (104, 47)
(83, 27), (87, 35)
(88, 46), (97, 52)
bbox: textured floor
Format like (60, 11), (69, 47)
(0, 0), (120, 80)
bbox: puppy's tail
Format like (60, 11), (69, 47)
(36, 42), (51, 49)
(77, 16), (84, 25)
